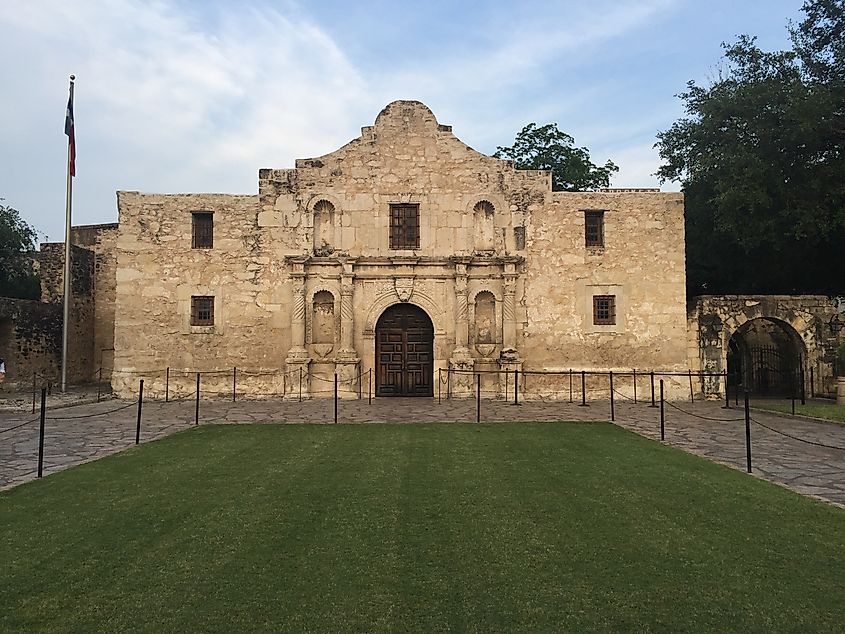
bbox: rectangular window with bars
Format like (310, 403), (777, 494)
(192, 211), (213, 249)
(593, 295), (616, 325)
(191, 296), (214, 326)
(585, 210), (604, 248)
(389, 204), (420, 249)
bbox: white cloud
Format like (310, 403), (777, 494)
(0, 0), (684, 241)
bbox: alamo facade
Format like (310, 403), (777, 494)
(111, 100), (686, 399)
(3, 100), (840, 399)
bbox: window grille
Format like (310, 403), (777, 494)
(191, 296), (214, 326)
(389, 204), (420, 249)
(593, 295), (616, 325)
(585, 211), (604, 248)
(192, 212), (213, 249)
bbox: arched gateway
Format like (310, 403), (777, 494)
(375, 304), (434, 396)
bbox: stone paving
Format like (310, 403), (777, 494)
(1, 391), (844, 509)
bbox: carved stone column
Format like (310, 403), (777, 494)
(502, 268), (518, 352)
(335, 257), (360, 399)
(449, 257), (475, 397)
(285, 256), (311, 399)
(498, 259), (523, 399)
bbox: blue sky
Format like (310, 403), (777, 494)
(0, 0), (806, 243)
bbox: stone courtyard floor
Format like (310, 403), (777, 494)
(1, 390), (844, 508)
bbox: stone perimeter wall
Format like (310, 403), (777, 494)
(112, 101), (689, 399)
(689, 295), (841, 396)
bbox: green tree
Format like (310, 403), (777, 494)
(656, 0), (845, 295)
(0, 201), (40, 300)
(493, 123), (618, 191)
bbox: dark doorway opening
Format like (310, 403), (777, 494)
(727, 318), (804, 398)
(375, 303), (433, 397)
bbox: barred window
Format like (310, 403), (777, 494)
(593, 295), (616, 325)
(585, 211), (604, 248)
(191, 296), (214, 326)
(389, 204), (420, 249)
(192, 212), (213, 249)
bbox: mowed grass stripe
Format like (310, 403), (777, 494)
(1, 422), (844, 633)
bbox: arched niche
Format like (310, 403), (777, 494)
(473, 200), (495, 252)
(312, 199), (336, 255)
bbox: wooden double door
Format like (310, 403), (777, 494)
(376, 304), (434, 397)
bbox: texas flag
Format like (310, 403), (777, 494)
(65, 86), (75, 177)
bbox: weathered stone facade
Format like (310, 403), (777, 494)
(0, 223), (117, 387)
(112, 101), (688, 398)
(689, 295), (841, 397)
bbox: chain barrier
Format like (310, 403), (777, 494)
(46, 400), (138, 420)
(0, 417), (41, 435)
(750, 417), (845, 451)
(663, 399), (745, 423)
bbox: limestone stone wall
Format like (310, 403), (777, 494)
(689, 295), (841, 397)
(522, 190), (687, 371)
(112, 192), (280, 396)
(111, 100), (690, 399)
(31, 243), (95, 383)
(0, 298), (62, 387)
(71, 224), (120, 380)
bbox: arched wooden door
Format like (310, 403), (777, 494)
(376, 304), (434, 396)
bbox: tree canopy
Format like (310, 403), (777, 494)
(0, 201), (40, 300)
(494, 123), (618, 191)
(656, 0), (845, 296)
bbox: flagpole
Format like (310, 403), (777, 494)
(61, 74), (75, 393)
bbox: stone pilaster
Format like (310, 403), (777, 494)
(335, 257), (360, 398)
(285, 256), (311, 399)
(449, 257), (474, 397)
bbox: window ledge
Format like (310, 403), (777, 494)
(189, 326), (217, 335)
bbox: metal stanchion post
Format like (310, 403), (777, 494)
(369, 368), (372, 405)
(649, 371), (656, 407)
(37, 388), (46, 478)
(568, 369), (573, 403)
(334, 373), (338, 424)
(633, 368), (637, 403)
(579, 370), (588, 407)
(165, 367), (170, 403)
(659, 379), (665, 441)
(514, 369), (519, 406)
(476, 373), (481, 423)
(195, 372), (200, 425)
(723, 373), (730, 409)
(97, 367), (102, 403)
(688, 369), (694, 403)
(609, 371), (615, 422)
(136, 379), (144, 445)
(744, 391), (752, 473)
(233, 367), (237, 402)
(299, 367), (303, 403)
(438, 368), (442, 405)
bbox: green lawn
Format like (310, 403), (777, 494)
(2, 423), (845, 633)
(752, 399), (845, 423)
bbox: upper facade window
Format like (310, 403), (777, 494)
(191, 296), (214, 326)
(389, 204), (420, 250)
(593, 295), (616, 325)
(585, 210), (604, 248)
(192, 211), (213, 249)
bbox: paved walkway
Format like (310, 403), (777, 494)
(1, 393), (844, 508)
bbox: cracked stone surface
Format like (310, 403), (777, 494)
(1, 391), (844, 509)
